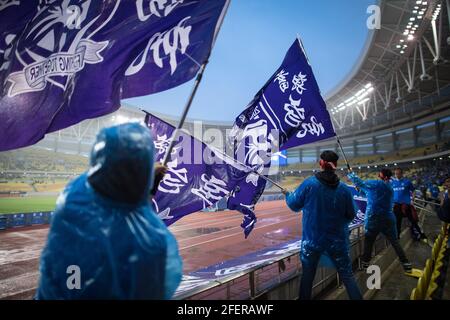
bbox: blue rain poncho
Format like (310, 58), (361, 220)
(347, 172), (396, 235)
(391, 177), (414, 204)
(36, 123), (182, 300)
(285, 175), (356, 250)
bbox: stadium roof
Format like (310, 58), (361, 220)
(325, 0), (450, 137)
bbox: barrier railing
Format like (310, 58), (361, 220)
(0, 211), (53, 230)
(174, 223), (403, 300)
(177, 205), (430, 300)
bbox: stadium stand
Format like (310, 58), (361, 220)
(0, 148), (88, 173)
(1, 0), (450, 301)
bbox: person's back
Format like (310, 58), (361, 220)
(348, 173), (394, 222)
(285, 150), (361, 300)
(37, 123), (182, 300)
(286, 176), (355, 249)
(430, 184), (440, 199)
(347, 169), (412, 273)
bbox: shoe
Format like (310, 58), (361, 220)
(402, 262), (413, 273)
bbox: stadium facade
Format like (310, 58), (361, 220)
(32, 0), (450, 167)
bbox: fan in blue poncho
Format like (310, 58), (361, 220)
(347, 168), (412, 273)
(36, 122), (182, 300)
(285, 151), (362, 300)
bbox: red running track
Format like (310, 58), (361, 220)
(0, 200), (301, 299)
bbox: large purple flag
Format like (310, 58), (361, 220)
(227, 38), (336, 237)
(0, 0), (229, 151)
(145, 112), (250, 228)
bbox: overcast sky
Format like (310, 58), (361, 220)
(124, 0), (376, 122)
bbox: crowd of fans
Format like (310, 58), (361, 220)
(0, 121), (443, 300)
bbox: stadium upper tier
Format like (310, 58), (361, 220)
(326, 0), (450, 137)
(3, 0), (449, 163)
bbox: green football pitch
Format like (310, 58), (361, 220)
(0, 196), (58, 214)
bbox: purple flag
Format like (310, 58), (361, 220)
(145, 112), (250, 228)
(0, 0), (229, 151)
(348, 185), (367, 227)
(227, 38), (336, 237)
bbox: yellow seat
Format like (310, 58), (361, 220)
(436, 246), (446, 263)
(423, 260), (432, 287)
(431, 245), (438, 261)
(414, 277), (426, 300)
(426, 281), (438, 299)
(410, 288), (418, 300)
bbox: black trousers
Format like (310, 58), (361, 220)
(362, 217), (409, 264)
(393, 203), (423, 239)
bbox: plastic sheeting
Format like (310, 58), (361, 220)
(285, 176), (356, 250)
(347, 172), (397, 235)
(37, 123), (182, 299)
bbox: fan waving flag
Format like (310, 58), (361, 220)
(227, 38), (336, 237)
(145, 112), (249, 228)
(0, 0), (229, 151)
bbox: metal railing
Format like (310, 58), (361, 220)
(176, 224), (371, 300)
(177, 203), (431, 300)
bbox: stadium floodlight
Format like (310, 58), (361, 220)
(407, 35), (414, 41)
(432, 4), (441, 22)
(394, 163), (398, 166)
(333, 83), (373, 113)
(385, 164), (388, 167)
(357, 98), (370, 105)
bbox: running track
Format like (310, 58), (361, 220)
(0, 200), (302, 299)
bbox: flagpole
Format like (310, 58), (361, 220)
(254, 172), (286, 192)
(142, 108), (287, 192)
(208, 145), (287, 192)
(296, 34), (352, 172)
(162, 0), (231, 166)
(336, 136), (352, 171)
